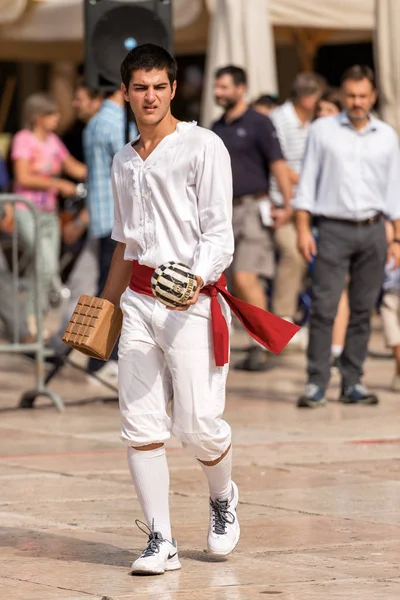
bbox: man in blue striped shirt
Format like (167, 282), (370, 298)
(84, 89), (136, 378)
(293, 65), (400, 407)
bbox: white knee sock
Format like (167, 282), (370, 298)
(127, 446), (172, 542)
(198, 446), (233, 501)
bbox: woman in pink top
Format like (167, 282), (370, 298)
(11, 93), (86, 331)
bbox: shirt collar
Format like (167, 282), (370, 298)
(338, 110), (378, 133)
(102, 99), (124, 114)
(221, 107), (251, 125)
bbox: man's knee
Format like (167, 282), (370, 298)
(131, 442), (164, 451)
(233, 270), (259, 290)
(175, 428), (231, 462)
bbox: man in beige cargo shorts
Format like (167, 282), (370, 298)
(212, 66), (293, 370)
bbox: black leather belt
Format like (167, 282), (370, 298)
(320, 214), (382, 226)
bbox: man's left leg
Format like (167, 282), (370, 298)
(165, 297), (239, 556)
(340, 220), (387, 404)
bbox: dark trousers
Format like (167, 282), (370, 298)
(307, 218), (387, 389)
(88, 235), (118, 373)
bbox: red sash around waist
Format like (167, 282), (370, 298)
(129, 261), (300, 367)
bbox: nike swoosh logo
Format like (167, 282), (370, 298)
(168, 552), (177, 560)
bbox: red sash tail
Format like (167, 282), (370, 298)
(130, 261), (300, 367)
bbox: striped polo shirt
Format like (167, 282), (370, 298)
(269, 101), (310, 206)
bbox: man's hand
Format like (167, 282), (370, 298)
(57, 179), (78, 198)
(62, 209), (89, 245)
(297, 228), (317, 263)
(0, 203), (13, 233)
(62, 220), (85, 245)
(271, 205), (293, 229)
(387, 241), (400, 269)
(167, 276), (204, 311)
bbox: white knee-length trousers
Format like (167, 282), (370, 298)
(118, 287), (231, 461)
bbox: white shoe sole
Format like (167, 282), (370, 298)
(207, 481), (240, 557)
(131, 555), (181, 575)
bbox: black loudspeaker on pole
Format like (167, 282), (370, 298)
(84, 0), (173, 91)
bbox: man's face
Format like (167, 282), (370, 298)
(298, 92), (321, 113)
(214, 74), (244, 110)
(253, 103), (275, 117)
(342, 78), (377, 122)
(72, 87), (101, 123)
(123, 68), (176, 126)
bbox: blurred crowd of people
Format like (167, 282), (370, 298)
(0, 61), (399, 403)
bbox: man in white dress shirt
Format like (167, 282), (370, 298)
(293, 65), (400, 408)
(101, 43), (238, 575)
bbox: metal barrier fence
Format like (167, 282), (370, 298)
(0, 195), (64, 411)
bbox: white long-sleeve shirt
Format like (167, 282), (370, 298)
(292, 111), (400, 221)
(111, 121), (234, 286)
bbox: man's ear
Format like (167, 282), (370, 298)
(121, 82), (129, 102)
(170, 80), (177, 101)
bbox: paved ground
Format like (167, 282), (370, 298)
(0, 320), (399, 600)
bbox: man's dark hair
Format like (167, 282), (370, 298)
(120, 43), (177, 89)
(75, 77), (103, 100)
(341, 64), (376, 89)
(215, 65), (247, 86)
(318, 88), (343, 113)
(291, 72), (326, 100)
(252, 94), (279, 108)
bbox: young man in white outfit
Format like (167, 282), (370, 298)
(99, 43), (238, 575)
(100, 44), (297, 575)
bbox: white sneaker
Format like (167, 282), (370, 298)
(87, 360), (118, 390)
(207, 481), (240, 556)
(131, 522), (181, 575)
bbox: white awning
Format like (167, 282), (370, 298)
(0, 0), (375, 44)
(0, 0), (26, 24)
(375, 0), (400, 134)
(201, 0), (277, 127)
(207, 0), (374, 29)
(0, 0), (203, 42)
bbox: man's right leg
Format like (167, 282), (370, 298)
(118, 289), (180, 574)
(298, 219), (351, 407)
(272, 220), (307, 320)
(232, 198), (274, 371)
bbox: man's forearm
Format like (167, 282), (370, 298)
(271, 160), (293, 208)
(392, 218), (400, 239)
(295, 209), (312, 233)
(101, 242), (132, 306)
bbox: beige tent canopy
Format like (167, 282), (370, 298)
(0, 0), (375, 62)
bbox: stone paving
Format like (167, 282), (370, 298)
(0, 321), (399, 599)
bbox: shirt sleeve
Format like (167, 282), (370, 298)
(256, 115), (284, 165)
(110, 157), (125, 243)
(11, 130), (33, 160)
(384, 132), (400, 221)
(292, 125), (321, 212)
(191, 135), (234, 286)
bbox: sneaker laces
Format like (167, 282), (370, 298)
(210, 498), (235, 535)
(135, 519), (172, 557)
